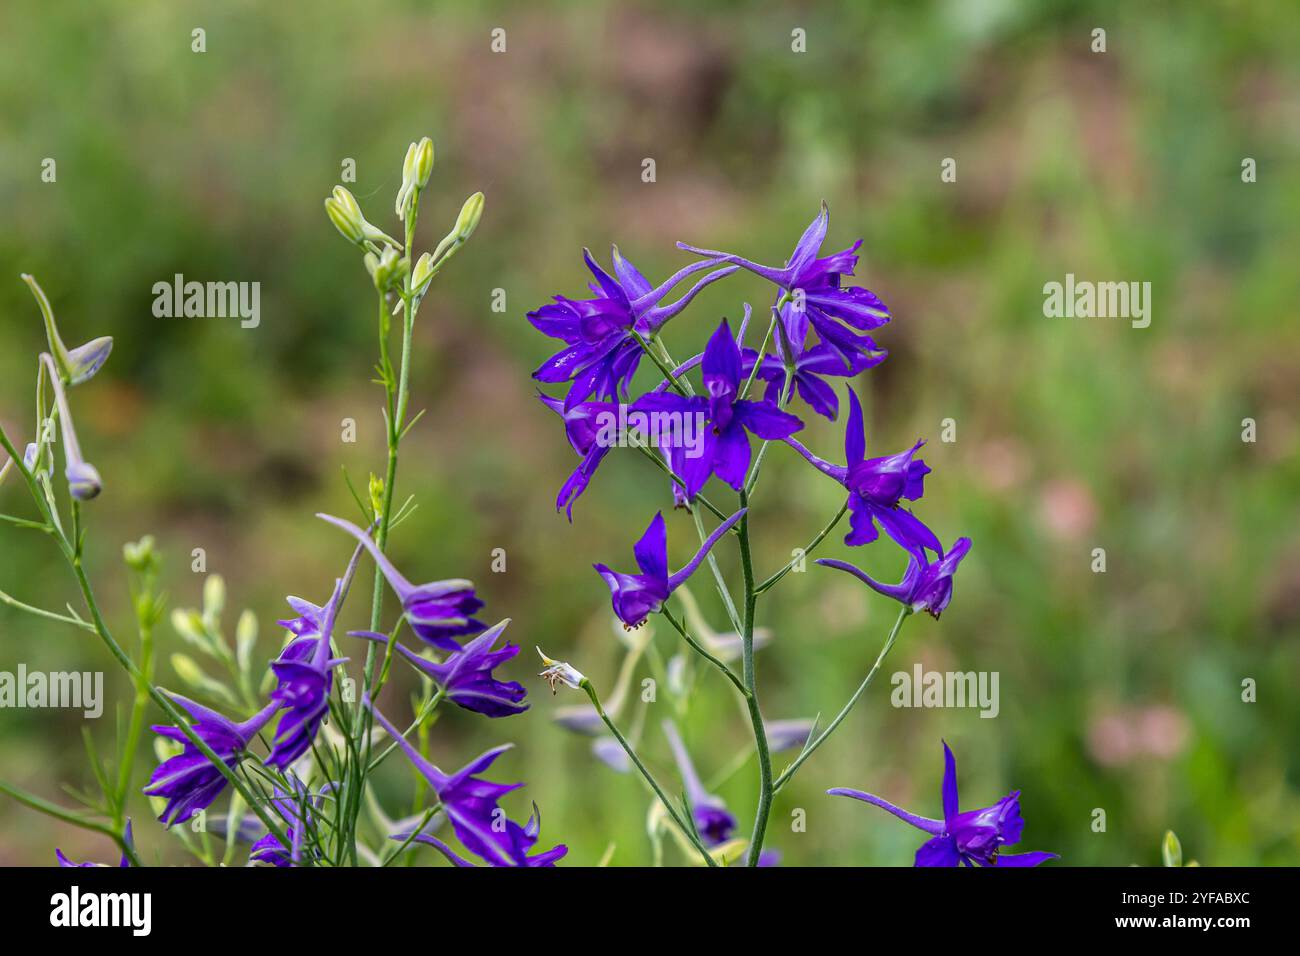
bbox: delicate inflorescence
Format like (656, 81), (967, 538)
(525, 203), (1045, 866)
(0, 136), (564, 868)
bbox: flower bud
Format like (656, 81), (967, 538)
(327, 186), (397, 248)
(66, 459), (102, 500)
(22, 274), (109, 385)
(411, 252), (436, 297)
(66, 336), (114, 386)
(413, 137), (434, 189)
(430, 192), (486, 265)
(453, 191), (484, 243)
(325, 186), (367, 244)
(123, 535), (158, 573)
(365, 246), (408, 292)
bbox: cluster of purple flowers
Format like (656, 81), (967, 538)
(530, 205), (970, 625)
(527, 204), (1052, 866)
(140, 515), (563, 867)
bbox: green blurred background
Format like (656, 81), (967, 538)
(1, 0), (1297, 866)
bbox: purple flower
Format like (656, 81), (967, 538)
(395, 804), (567, 868)
(663, 720), (735, 846)
(56, 820), (132, 868)
(679, 204), (890, 366)
(642, 319), (804, 497)
(537, 394), (618, 519)
(786, 386), (939, 554)
(829, 741), (1057, 867)
(529, 248), (736, 409)
(266, 540), (365, 769)
(318, 513), (485, 651)
(249, 780), (322, 867)
(594, 507), (746, 628)
(742, 304), (886, 420)
(817, 535), (972, 619)
(143, 695), (279, 827)
(364, 696), (562, 866)
(349, 619), (528, 718)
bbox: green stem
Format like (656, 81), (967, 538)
(754, 501), (849, 595)
(115, 604), (154, 826)
(0, 778), (142, 867)
(0, 588), (95, 631)
(581, 681), (717, 867)
(736, 491), (773, 866)
(0, 427), (290, 848)
(660, 605), (748, 699)
(690, 506), (743, 633)
(773, 606), (910, 792)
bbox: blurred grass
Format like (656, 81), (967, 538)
(0, 0), (1297, 865)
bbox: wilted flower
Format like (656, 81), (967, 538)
(829, 741), (1057, 867)
(350, 619), (528, 718)
(818, 535), (972, 619)
(143, 695), (279, 827)
(594, 508), (747, 628)
(56, 821), (132, 868)
(318, 513), (485, 651)
(536, 647), (586, 693)
(552, 624), (651, 734)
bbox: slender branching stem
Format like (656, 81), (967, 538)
(754, 501), (849, 595)
(660, 604), (749, 698)
(773, 606), (910, 792)
(581, 681), (717, 867)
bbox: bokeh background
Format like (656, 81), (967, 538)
(1, 0), (1297, 866)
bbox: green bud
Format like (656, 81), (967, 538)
(123, 535), (158, 573)
(366, 246), (408, 292)
(235, 609), (257, 675)
(414, 137), (435, 189)
(1161, 830), (1183, 868)
(368, 472), (385, 519)
(454, 191), (485, 242)
(203, 574), (226, 621)
(170, 608), (209, 652)
(430, 192), (486, 266)
(327, 186), (398, 248)
(411, 252), (436, 297)
(325, 186), (367, 244)
(170, 653), (239, 707)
